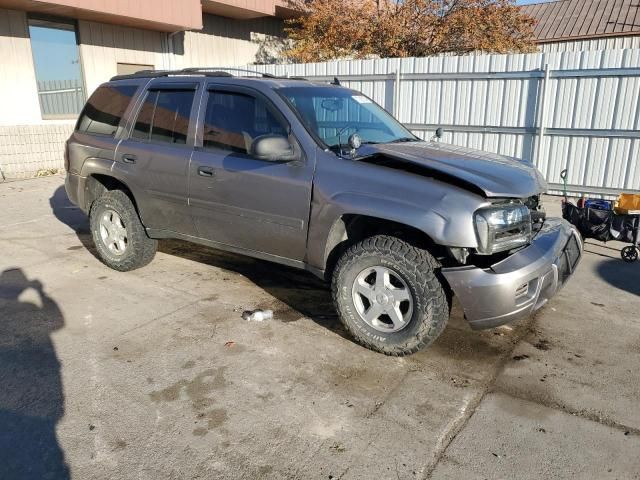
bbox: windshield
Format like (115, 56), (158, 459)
(278, 86), (418, 150)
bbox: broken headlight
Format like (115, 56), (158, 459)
(474, 203), (531, 254)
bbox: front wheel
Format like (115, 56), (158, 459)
(89, 190), (157, 271)
(331, 235), (449, 356)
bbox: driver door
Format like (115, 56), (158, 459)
(188, 86), (314, 261)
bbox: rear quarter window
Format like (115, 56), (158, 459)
(76, 85), (138, 136)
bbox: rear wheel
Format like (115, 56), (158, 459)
(90, 190), (157, 271)
(332, 235), (449, 356)
(621, 246), (638, 263)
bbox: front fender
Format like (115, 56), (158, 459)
(306, 188), (488, 271)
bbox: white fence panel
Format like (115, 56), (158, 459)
(238, 48), (640, 196)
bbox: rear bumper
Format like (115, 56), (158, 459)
(65, 172), (85, 211)
(442, 218), (582, 330)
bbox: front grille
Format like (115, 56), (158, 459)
(566, 234), (581, 269)
(559, 234), (581, 284)
(558, 253), (570, 283)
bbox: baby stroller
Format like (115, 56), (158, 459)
(560, 170), (640, 263)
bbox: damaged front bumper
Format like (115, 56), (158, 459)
(442, 218), (582, 330)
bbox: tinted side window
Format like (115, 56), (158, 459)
(131, 91), (158, 142)
(203, 91), (287, 154)
(132, 89), (195, 145)
(77, 85), (137, 136)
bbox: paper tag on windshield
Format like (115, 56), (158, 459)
(352, 95), (372, 104)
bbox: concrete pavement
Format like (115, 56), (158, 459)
(0, 175), (638, 479)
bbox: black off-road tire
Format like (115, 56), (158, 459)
(89, 190), (157, 271)
(332, 235), (449, 356)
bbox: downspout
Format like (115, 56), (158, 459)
(165, 30), (184, 70)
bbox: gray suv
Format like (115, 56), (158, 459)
(65, 68), (582, 355)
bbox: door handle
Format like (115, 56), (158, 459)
(122, 154), (137, 164)
(198, 166), (215, 178)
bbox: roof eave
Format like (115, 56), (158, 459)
(536, 30), (640, 43)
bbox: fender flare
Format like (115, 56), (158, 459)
(308, 190), (482, 272)
(80, 158), (145, 223)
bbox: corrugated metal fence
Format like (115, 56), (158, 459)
(37, 79), (85, 118)
(242, 49), (640, 196)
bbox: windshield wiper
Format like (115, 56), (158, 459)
(387, 137), (418, 144)
(328, 140), (378, 150)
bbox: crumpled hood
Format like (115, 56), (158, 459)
(360, 141), (547, 198)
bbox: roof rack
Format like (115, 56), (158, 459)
(180, 67), (277, 78)
(110, 67), (296, 82)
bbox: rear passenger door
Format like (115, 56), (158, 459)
(188, 86), (314, 261)
(115, 81), (201, 236)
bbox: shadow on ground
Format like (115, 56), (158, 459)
(50, 186), (97, 259)
(160, 238), (351, 337)
(0, 268), (70, 479)
(596, 258), (640, 296)
(49, 186), (346, 337)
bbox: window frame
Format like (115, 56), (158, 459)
(196, 84), (295, 160)
(27, 14), (87, 121)
(126, 81), (201, 149)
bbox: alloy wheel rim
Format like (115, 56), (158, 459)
(351, 266), (413, 333)
(99, 209), (128, 256)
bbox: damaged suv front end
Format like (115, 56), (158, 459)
(443, 203), (582, 329)
(346, 142), (582, 329)
(280, 84), (582, 334)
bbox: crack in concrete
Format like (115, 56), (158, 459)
(336, 368), (414, 479)
(119, 300), (206, 336)
(423, 308), (640, 478)
(494, 389), (640, 437)
(422, 316), (537, 479)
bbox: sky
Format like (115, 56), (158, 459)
(29, 25), (82, 83)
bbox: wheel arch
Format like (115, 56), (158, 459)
(322, 213), (446, 281)
(84, 173), (140, 220)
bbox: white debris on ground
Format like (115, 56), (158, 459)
(241, 309), (273, 322)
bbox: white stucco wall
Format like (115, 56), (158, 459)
(0, 7), (287, 177)
(77, 20), (171, 96)
(174, 13), (286, 69)
(0, 8), (42, 126)
(0, 9), (75, 177)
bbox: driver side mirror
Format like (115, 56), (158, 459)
(250, 135), (299, 162)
